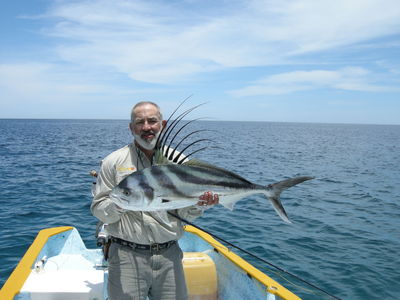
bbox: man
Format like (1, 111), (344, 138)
(91, 101), (218, 300)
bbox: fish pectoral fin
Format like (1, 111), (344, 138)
(219, 195), (242, 211)
(221, 201), (235, 211)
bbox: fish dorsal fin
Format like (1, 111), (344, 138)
(151, 98), (211, 165)
(183, 159), (253, 185)
(152, 147), (173, 165)
(152, 146), (189, 165)
(182, 158), (218, 168)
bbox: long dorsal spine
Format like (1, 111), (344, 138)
(153, 97), (211, 165)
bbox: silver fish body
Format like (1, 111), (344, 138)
(110, 161), (313, 223)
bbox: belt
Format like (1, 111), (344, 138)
(110, 236), (176, 253)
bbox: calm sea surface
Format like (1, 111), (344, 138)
(0, 119), (399, 299)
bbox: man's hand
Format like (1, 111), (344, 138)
(197, 191), (219, 207)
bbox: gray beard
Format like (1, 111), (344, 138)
(133, 131), (160, 150)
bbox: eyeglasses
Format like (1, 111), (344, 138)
(133, 117), (161, 127)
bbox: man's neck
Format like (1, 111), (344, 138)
(134, 141), (154, 160)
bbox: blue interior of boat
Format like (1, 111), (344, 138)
(14, 228), (277, 300)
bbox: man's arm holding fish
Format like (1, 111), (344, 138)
(91, 158), (126, 224)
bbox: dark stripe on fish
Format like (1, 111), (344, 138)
(118, 177), (129, 189)
(136, 173), (155, 200)
(166, 164), (251, 189)
(150, 166), (189, 197)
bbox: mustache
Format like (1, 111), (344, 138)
(141, 130), (156, 136)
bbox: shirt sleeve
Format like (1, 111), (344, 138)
(91, 158), (124, 224)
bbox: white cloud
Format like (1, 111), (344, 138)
(229, 67), (398, 97)
(0, 62), (171, 118)
(0, 63), (110, 103)
(37, 0), (400, 83)
(0, 62), (162, 113)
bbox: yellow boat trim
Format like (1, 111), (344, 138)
(184, 225), (301, 300)
(0, 226), (74, 300)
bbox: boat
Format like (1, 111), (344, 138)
(0, 225), (301, 300)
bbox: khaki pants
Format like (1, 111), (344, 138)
(107, 242), (188, 300)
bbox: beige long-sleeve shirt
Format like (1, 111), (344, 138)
(91, 143), (203, 244)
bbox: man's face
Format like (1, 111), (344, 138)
(130, 104), (165, 150)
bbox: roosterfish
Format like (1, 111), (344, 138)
(109, 100), (314, 223)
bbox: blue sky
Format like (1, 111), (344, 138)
(1, 0), (400, 124)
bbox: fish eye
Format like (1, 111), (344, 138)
(122, 189), (131, 196)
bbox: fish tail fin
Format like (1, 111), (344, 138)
(265, 176), (314, 223)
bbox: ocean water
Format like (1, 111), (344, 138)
(0, 119), (399, 300)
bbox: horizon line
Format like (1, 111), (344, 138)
(0, 118), (398, 126)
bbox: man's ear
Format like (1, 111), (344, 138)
(129, 122), (134, 134)
(162, 120), (167, 128)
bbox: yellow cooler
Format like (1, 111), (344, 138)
(183, 252), (218, 300)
